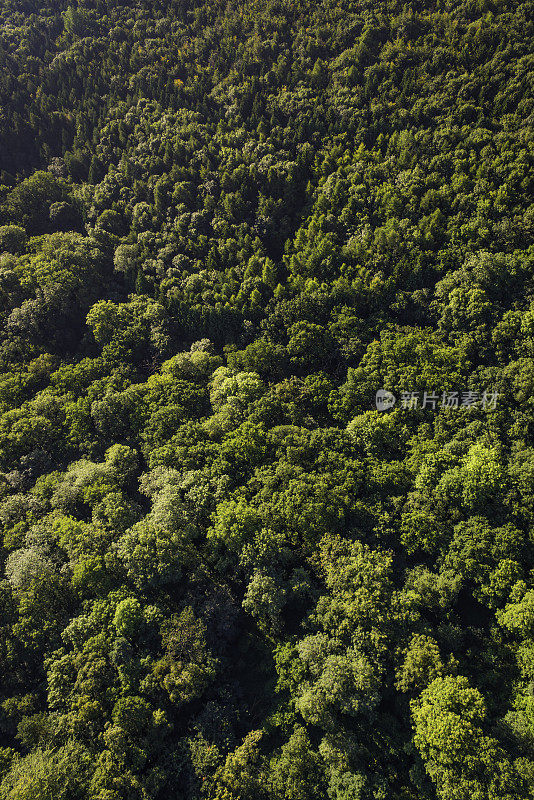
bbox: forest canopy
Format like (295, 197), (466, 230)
(0, 0), (532, 798)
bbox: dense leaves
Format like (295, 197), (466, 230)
(0, 0), (532, 797)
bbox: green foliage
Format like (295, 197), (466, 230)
(412, 676), (532, 799)
(113, 598), (143, 639)
(0, 0), (531, 797)
(0, 742), (92, 800)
